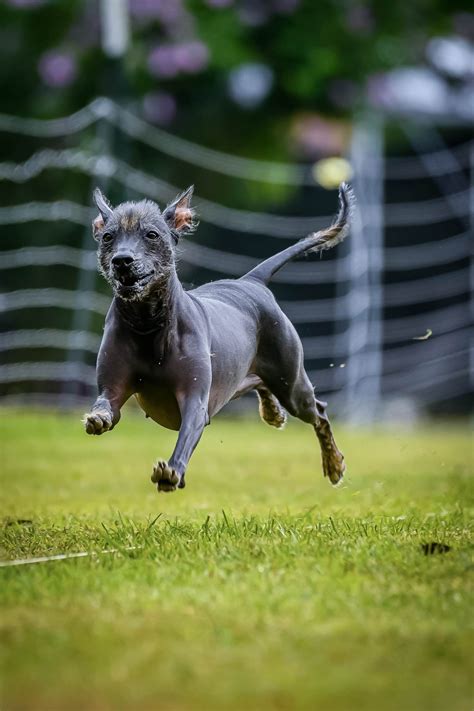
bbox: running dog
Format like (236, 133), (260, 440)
(83, 183), (353, 492)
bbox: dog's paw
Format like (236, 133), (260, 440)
(322, 450), (346, 486)
(83, 410), (113, 435)
(257, 389), (287, 430)
(151, 460), (184, 492)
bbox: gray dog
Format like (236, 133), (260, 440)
(83, 183), (353, 492)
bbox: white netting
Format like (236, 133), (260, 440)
(0, 99), (472, 421)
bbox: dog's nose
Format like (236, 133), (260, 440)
(112, 253), (135, 270)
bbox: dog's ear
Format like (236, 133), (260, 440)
(163, 186), (196, 241)
(92, 188), (113, 239)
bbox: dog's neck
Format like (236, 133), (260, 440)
(115, 268), (183, 337)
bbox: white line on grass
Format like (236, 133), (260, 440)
(0, 546), (140, 568)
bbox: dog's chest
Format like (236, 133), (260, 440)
(135, 380), (181, 431)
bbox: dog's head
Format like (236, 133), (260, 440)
(92, 187), (195, 301)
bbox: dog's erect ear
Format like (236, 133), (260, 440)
(92, 188), (114, 239)
(163, 186), (195, 241)
(93, 187), (113, 221)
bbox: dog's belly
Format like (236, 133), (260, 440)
(135, 386), (181, 431)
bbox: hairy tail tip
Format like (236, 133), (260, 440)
(304, 182), (355, 255)
(337, 182), (355, 223)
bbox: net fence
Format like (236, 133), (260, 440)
(0, 98), (472, 421)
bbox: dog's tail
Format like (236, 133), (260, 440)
(244, 182), (355, 286)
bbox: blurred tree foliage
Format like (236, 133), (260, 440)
(0, 0), (468, 158)
(0, 0), (470, 209)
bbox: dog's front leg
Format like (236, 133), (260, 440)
(83, 342), (133, 435)
(83, 386), (130, 435)
(152, 390), (210, 493)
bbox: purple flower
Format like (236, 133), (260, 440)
(143, 91), (177, 125)
(148, 41), (209, 78)
(367, 69), (449, 115)
(453, 12), (474, 39)
(130, 0), (183, 24)
(291, 116), (346, 158)
(174, 42), (209, 74)
(6, 0), (47, 7)
(38, 51), (77, 88)
(148, 45), (180, 78)
(345, 6), (374, 35)
(238, 3), (269, 27)
(273, 0), (300, 13)
(204, 0), (234, 7)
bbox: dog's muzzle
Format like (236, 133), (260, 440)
(111, 259), (154, 299)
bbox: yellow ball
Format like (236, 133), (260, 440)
(312, 157), (353, 189)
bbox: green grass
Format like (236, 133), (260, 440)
(1, 407), (472, 710)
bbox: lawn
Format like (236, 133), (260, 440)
(0, 407), (472, 710)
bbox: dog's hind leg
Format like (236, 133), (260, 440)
(276, 372), (345, 485)
(257, 317), (345, 484)
(232, 375), (287, 429)
(256, 386), (287, 429)
(231, 374), (262, 399)
(309, 394), (345, 485)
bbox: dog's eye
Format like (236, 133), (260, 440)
(102, 232), (113, 243)
(146, 230), (159, 240)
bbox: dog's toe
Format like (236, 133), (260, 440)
(151, 459), (167, 483)
(322, 451), (346, 485)
(151, 460), (181, 492)
(83, 411), (112, 435)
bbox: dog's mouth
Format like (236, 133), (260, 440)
(113, 271), (154, 296)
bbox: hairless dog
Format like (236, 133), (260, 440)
(83, 183), (354, 492)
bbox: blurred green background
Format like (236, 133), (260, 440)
(1, 0), (472, 203)
(1, 0), (472, 415)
